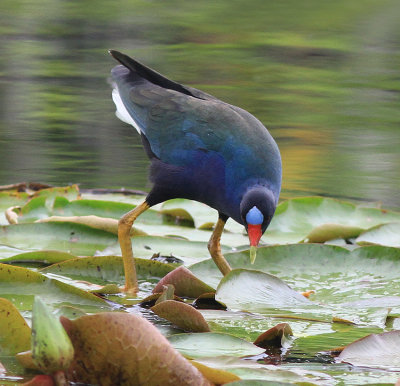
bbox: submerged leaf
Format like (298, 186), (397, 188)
(61, 312), (211, 385)
(151, 300), (211, 332)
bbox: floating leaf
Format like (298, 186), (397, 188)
(38, 215), (147, 237)
(155, 284), (175, 304)
(100, 235), (231, 265)
(152, 300), (211, 332)
(31, 297), (74, 373)
(161, 199), (216, 229)
(356, 222), (400, 247)
(337, 330), (400, 370)
(253, 323), (293, 349)
(61, 312), (210, 385)
(264, 197), (400, 244)
(190, 360), (240, 384)
(194, 356), (331, 384)
(0, 263), (108, 311)
(215, 269), (314, 317)
(0, 222), (117, 256)
(191, 244), (400, 325)
(41, 255), (175, 284)
(168, 332), (265, 359)
(305, 223), (363, 243)
(153, 266), (215, 298)
(0, 298), (31, 355)
(1, 250), (76, 265)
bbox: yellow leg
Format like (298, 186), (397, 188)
(208, 217), (232, 276)
(118, 201), (150, 294)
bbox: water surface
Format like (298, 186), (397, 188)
(1, 0), (399, 207)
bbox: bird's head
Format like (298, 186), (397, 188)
(240, 187), (277, 264)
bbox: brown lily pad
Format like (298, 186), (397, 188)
(60, 312), (211, 385)
(153, 266), (214, 298)
(192, 292), (227, 310)
(253, 323), (293, 349)
(151, 300), (211, 333)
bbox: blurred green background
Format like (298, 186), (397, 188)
(1, 0), (399, 207)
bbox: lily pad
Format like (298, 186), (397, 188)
(61, 312), (209, 385)
(0, 263), (108, 311)
(153, 266), (215, 298)
(1, 250), (77, 265)
(151, 300), (211, 332)
(253, 323), (293, 349)
(41, 255), (175, 284)
(0, 222), (117, 256)
(337, 330), (400, 370)
(356, 222), (400, 247)
(161, 199), (217, 229)
(168, 332), (265, 359)
(100, 235), (231, 265)
(191, 244), (400, 322)
(31, 297), (74, 373)
(264, 197), (400, 244)
(215, 269), (315, 317)
(193, 356), (331, 384)
(0, 298), (31, 355)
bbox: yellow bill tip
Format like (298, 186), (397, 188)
(250, 246), (257, 264)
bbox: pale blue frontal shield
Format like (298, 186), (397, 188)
(245, 206), (264, 225)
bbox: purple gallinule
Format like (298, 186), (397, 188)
(109, 50), (282, 293)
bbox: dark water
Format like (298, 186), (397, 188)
(1, 0), (399, 207)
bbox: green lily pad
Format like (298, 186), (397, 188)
(0, 263), (109, 311)
(1, 250), (77, 265)
(191, 244), (400, 307)
(188, 356), (329, 384)
(168, 332), (265, 359)
(356, 222), (400, 247)
(216, 269), (316, 317)
(0, 191), (30, 225)
(100, 235), (231, 265)
(264, 197), (400, 244)
(41, 255), (175, 284)
(0, 298), (31, 355)
(191, 244), (400, 325)
(161, 199), (217, 229)
(337, 330), (400, 370)
(0, 222), (117, 256)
